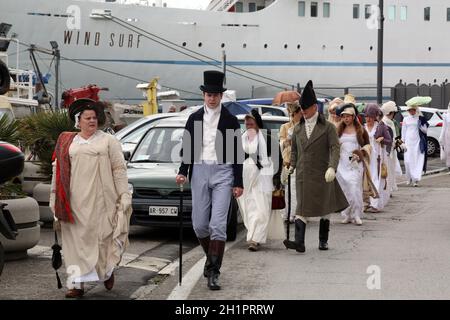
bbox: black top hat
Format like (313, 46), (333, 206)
(299, 80), (318, 110)
(200, 70), (227, 93)
(245, 109), (264, 129)
(68, 98), (106, 126)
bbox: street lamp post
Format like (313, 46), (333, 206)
(377, 0), (384, 104)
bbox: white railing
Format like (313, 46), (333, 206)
(0, 37), (38, 107)
(207, 0), (238, 11)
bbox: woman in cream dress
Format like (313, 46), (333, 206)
(50, 99), (132, 298)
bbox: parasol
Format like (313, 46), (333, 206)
(405, 96), (432, 107)
(272, 91), (300, 106)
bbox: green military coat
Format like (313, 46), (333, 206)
(290, 114), (349, 217)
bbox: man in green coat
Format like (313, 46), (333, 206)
(284, 80), (348, 253)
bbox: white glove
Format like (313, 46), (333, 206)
(288, 167), (295, 175)
(351, 154), (360, 162)
(119, 193), (132, 212)
(325, 167), (336, 183)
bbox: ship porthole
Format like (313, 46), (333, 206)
(370, 46), (373, 51)
(322, 45), (326, 50)
(243, 43), (247, 48)
(340, 45), (344, 50)
(182, 42), (187, 47)
(198, 42), (202, 47)
(297, 44), (301, 50)
(428, 47), (432, 51)
(221, 43), (225, 48)
(264, 44), (268, 49)
(284, 44), (288, 49)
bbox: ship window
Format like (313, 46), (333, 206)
(249, 3), (256, 12)
(257, 6), (265, 11)
(447, 8), (450, 21)
(221, 43), (225, 48)
(340, 45), (344, 50)
(297, 44), (301, 49)
(235, 2), (243, 12)
(428, 47), (432, 51)
(311, 2), (318, 17)
(243, 43), (247, 48)
(264, 44), (268, 49)
(365, 5), (371, 19)
(424, 7), (431, 21)
(400, 6), (407, 21)
(284, 44), (288, 49)
(370, 46), (373, 51)
(198, 42), (202, 47)
(298, 1), (306, 17)
(353, 4), (360, 19)
(388, 5), (396, 21)
(182, 42), (187, 47)
(323, 2), (330, 18)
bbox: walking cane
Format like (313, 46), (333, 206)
(178, 183), (184, 286)
(286, 173), (291, 243)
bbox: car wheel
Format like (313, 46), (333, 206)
(427, 138), (439, 157)
(226, 198), (238, 242)
(0, 60), (10, 95)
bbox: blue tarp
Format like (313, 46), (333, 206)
(223, 101), (252, 115)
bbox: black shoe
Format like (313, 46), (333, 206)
(207, 272), (221, 290)
(283, 219), (306, 253)
(319, 219), (330, 251)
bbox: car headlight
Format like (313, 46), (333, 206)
(128, 183), (134, 195)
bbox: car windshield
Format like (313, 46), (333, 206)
(131, 127), (184, 163)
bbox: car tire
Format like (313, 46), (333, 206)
(0, 60), (11, 95)
(427, 138), (439, 157)
(226, 198), (238, 242)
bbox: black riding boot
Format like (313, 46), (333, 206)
(319, 218), (330, 250)
(198, 236), (210, 277)
(283, 219), (306, 253)
(206, 240), (225, 290)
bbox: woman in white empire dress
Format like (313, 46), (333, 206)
(402, 105), (429, 186)
(237, 112), (275, 251)
(336, 104), (370, 225)
(363, 103), (392, 212)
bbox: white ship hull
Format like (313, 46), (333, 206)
(1, 0), (450, 103)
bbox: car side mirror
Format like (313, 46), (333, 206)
(123, 151), (131, 161)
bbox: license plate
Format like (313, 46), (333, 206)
(148, 206), (178, 216)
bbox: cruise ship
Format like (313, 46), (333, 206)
(1, 0), (450, 103)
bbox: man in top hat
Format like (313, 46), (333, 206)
(176, 70), (244, 290)
(284, 80), (348, 253)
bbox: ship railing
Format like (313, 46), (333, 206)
(7, 68), (36, 103)
(207, 0), (238, 11)
(0, 37), (38, 107)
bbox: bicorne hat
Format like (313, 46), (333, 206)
(244, 109), (264, 129)
(68, 98), (106, 126)
(299, 80), (318, 110)
(200, 70), (227, 93)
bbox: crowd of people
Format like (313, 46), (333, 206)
(51, 70), (449, 296)
(237, 80), (437, 256)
